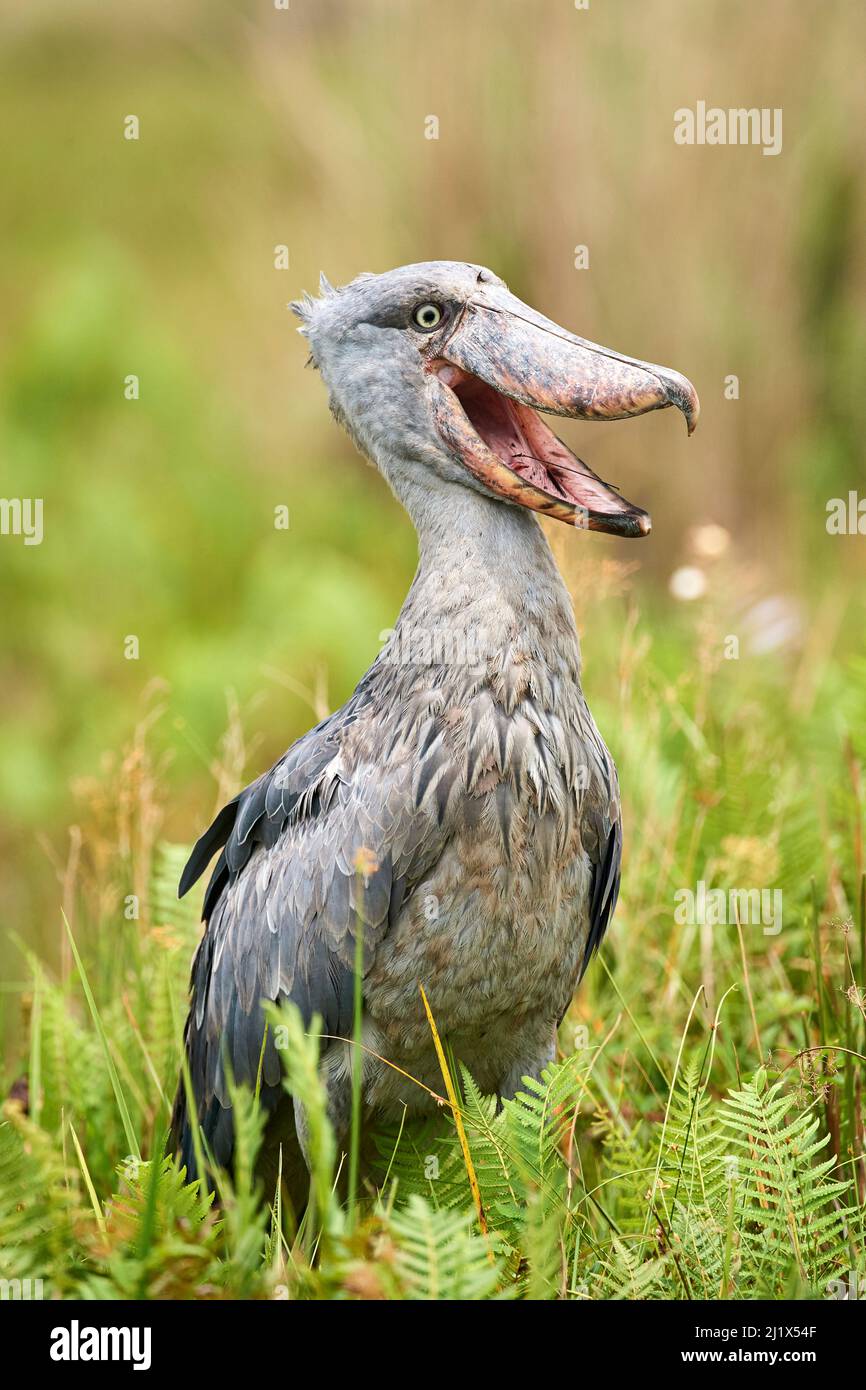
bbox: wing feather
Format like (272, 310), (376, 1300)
(170, 696), (449, 1177)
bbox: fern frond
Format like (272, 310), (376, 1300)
(388, 1196), (504, 1300)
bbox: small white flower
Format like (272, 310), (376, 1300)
(688, 523), (730, 559)
(669, 566), (707, 601)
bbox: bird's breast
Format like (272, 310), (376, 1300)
(364, 694), (595, 1086)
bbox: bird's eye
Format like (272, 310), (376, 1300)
(412, 302), (443, 331)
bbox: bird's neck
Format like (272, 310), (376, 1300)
(391, 480), (582, 686)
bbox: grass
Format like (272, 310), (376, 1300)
(2, 576), (865, 1300)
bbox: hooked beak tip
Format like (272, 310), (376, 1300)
(667, 375), (700, 435)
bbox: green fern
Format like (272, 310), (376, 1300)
(387, 1196), (504, 1300)
(719, 1072), (855, 1292)
(0, 1104), (83, 1297)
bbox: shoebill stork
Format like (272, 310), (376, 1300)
(170, 261), (698, 1201)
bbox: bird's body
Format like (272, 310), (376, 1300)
(171, 261), (697, 1200)
(319, 496), (615, 1113)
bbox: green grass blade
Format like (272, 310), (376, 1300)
(62, 909), (140, 1161)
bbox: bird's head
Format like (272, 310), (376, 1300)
(291, 261), (698, 537)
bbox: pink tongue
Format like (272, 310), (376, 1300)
(508, 451), (554, 493)
(457, 380), (560, 492)
(450, 369), (632, 515)
(517, 402), (632, 514)
(547, 460), (624, 511)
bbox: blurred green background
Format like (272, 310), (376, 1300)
(2, 0), (865, 970)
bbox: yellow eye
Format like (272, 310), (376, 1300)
(412, 302), (443, 330)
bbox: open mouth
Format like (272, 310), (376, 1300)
(432, 363), (652, 537)
(423, 287), (698, 537)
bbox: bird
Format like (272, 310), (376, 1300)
(169, 261), (698, 1206)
